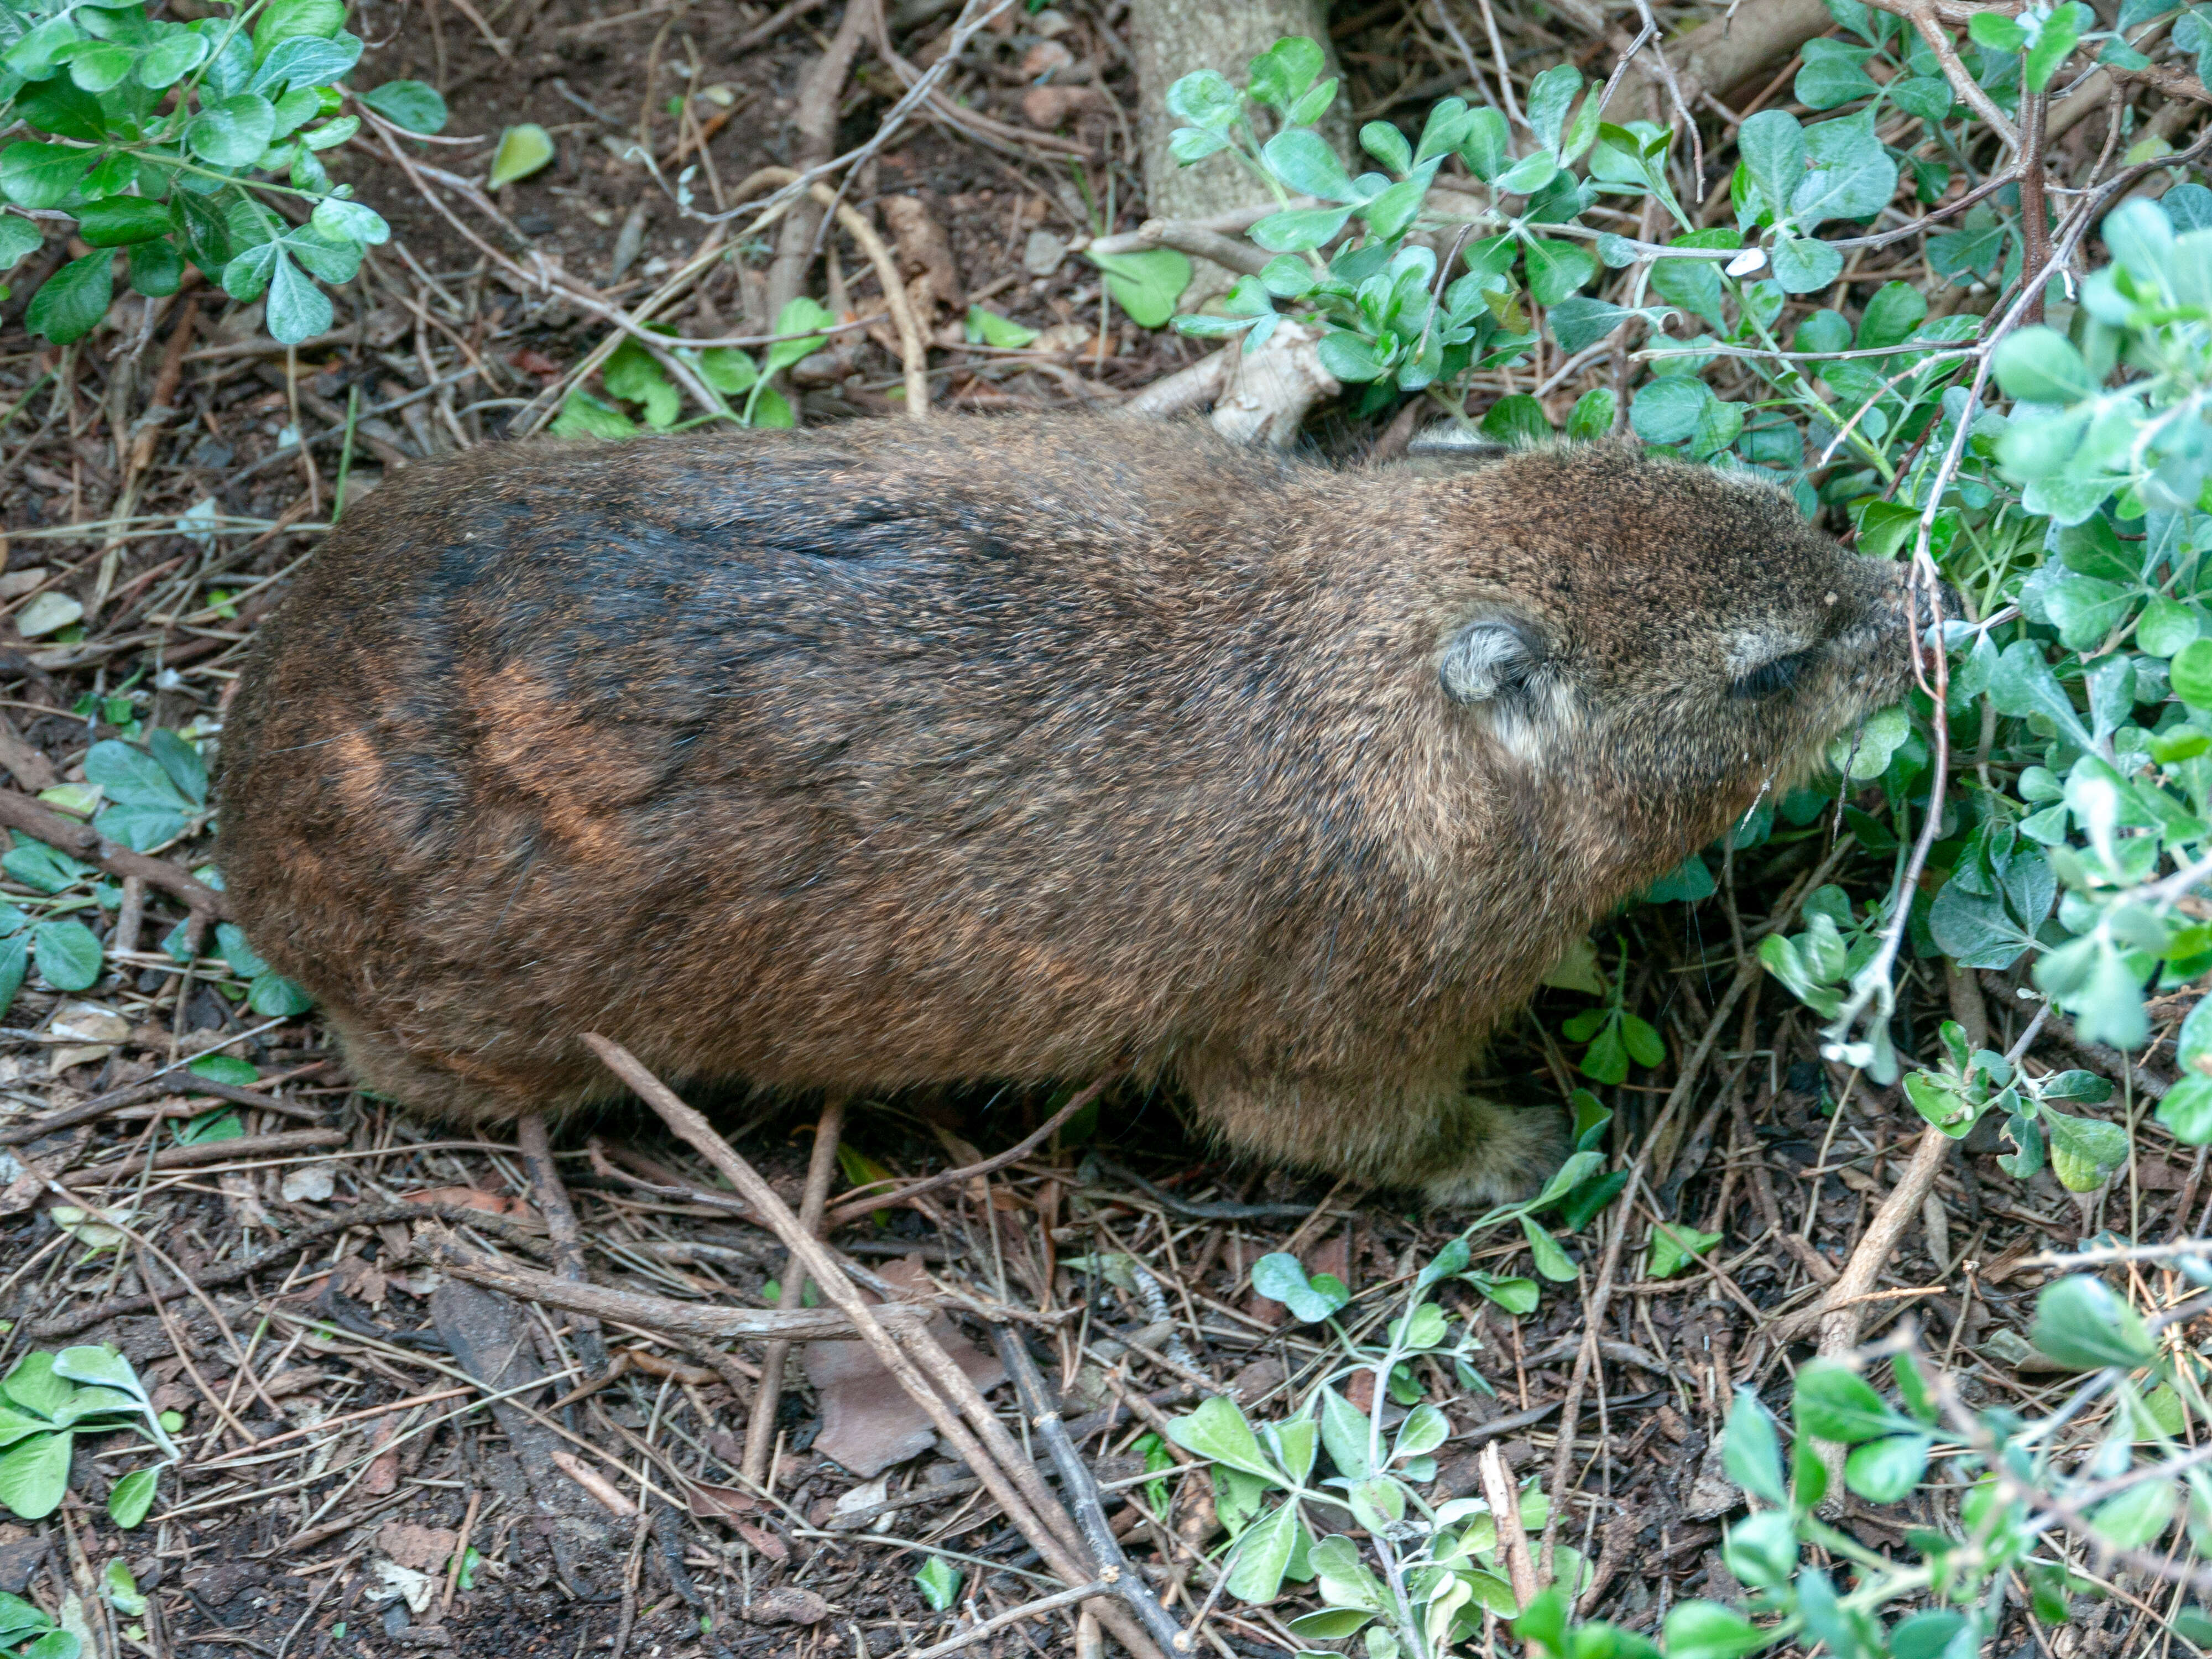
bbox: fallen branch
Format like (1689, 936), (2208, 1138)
(580, 1032), (1176, 1659)
(989, 1325), (1171, 1649)
(428, 1237), (935, 1342)
(67, 1125), (347, 1176)
(0, 789), (229, 919)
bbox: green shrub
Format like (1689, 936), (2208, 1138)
(0, 0), (445, 344)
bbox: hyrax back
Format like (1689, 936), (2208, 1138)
(220, 418), (1920, 1206)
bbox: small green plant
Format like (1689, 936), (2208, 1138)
(552, 298), (839, 437)
(0, 1347), (179, 1529)
(0, 0), (445, 345)
(0, 1588), (77, 1659)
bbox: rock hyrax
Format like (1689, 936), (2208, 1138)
(218, 418), (1924, 1205)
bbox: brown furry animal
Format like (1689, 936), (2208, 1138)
(220, 418), (1924, 1205)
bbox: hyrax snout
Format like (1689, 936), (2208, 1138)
(218, 416), (1925, 1205)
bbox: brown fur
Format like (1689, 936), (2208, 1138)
(218, 417), (1922, 1206)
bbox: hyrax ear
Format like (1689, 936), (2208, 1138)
(1438, 618), (1545, 705)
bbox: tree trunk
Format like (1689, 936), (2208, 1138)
(1127, 0), (1341, 301)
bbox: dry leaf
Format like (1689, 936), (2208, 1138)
(368, 1561), (438, 1615)
(805, 1257), (1004, 1478)
(281, 1163), (338, 1203)
(377, 1522), (458, 1574)
(747, 1587), (828, 1626)
(734, 1521), (788, 1562)
(684, 1482), (758, 1522)
(401, 1187), (544, 1230)
(49, 1003), (128, 1045)
(360, 1413), (401, 1496)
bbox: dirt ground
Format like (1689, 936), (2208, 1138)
(0, 1), (2204, 1656)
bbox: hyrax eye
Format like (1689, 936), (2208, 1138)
(1730, 649), (1813, 700)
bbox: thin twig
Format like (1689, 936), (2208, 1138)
(580, 1033), (1172, 1659)
(742, 1093), (847, 1488)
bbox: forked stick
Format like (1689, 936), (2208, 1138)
(579, 1034), (1176, 1659)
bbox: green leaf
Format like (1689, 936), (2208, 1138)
(74, 195), (174, 249)
(1494, 150), (1558, 196)
(33, 921), (102, 991)
(1794, 113), (1897, 226)
(2043, 1108), (2129, 1192)
(1723, 1387), (1786, 1505)
(0, 936), (28, 1025)
(1770, 234), (1845, 293)
(1246, 36), (1324, 112)
(248, 30), (359, 95)
(105, 1469), (158, 1531)
(1794, 1361), (1906, 1442)
(187, 93), (278, 167)
(359, 79), (448, 134)
(1661, 1600), (1768, 1659)
(1989, 641), (2095, 750)
(0, 1432), (69, 1521)
(1736, 109), (1807, 230)
(2162, 1075), (2212, 1142)
(1891, 74), (1956, 119)
(1720, 1511), (1798, 1589)
(1855, 279), (1927, 348)
(1844, 1432), (1929, 1500)
(914, 1556), (961, 1611)
(1359, 120), (1412, 176)
(247, 971), (314, 1016)
(2031, 1276), (2155, 1369)
(1969, 11), (2028, 50)
(2025, 2), (2085, 90)
(3, 1355), (71, 1421)
(1166, 1396), (1283, 1483)
(53, 1347), (144, 1405)
(1521, 1216), (1577, 1281)
(964, 306), (1037, 348)
(1994, 325), (2098, 403)
(1648, 1223), (1722, 1279)
(85, 740), (190, 810)
(1250, 1252), (1348, 1323)
(550, 388), (637, 439)
(488, 123), (554, 188)
(25, 251), (111, 344)
(1630, 375), (1712, 443)
(1525, 63), (1583, 155)
(1522, 237), (1594, 304)
(1564, 387), (1615, 439)
(0, 218), (43, 273)
(252, 0), (345, 60)
(1287, 1609), (1373, 1640)
(1088, 248), (1189, 328)
(1459, 107), (1509, 180)
(1248, 205), (1353, 253)
(1796, 39), (1879, 107)
(2091, 1477), (2176, 1548)
(1222, 1499), (1301, 1601)
(1480, 393), (1549, 446)
(1261, 128), (1355, 202)
(2172, 638), (2212, 706)
(264, 251), (331, 345)
(603, 339), (681, 428)
(127, 239), (183, 299)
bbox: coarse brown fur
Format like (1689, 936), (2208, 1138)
(218, 416), (1924, 1206)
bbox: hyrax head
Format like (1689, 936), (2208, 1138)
(1418, 440), (1929, 866)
